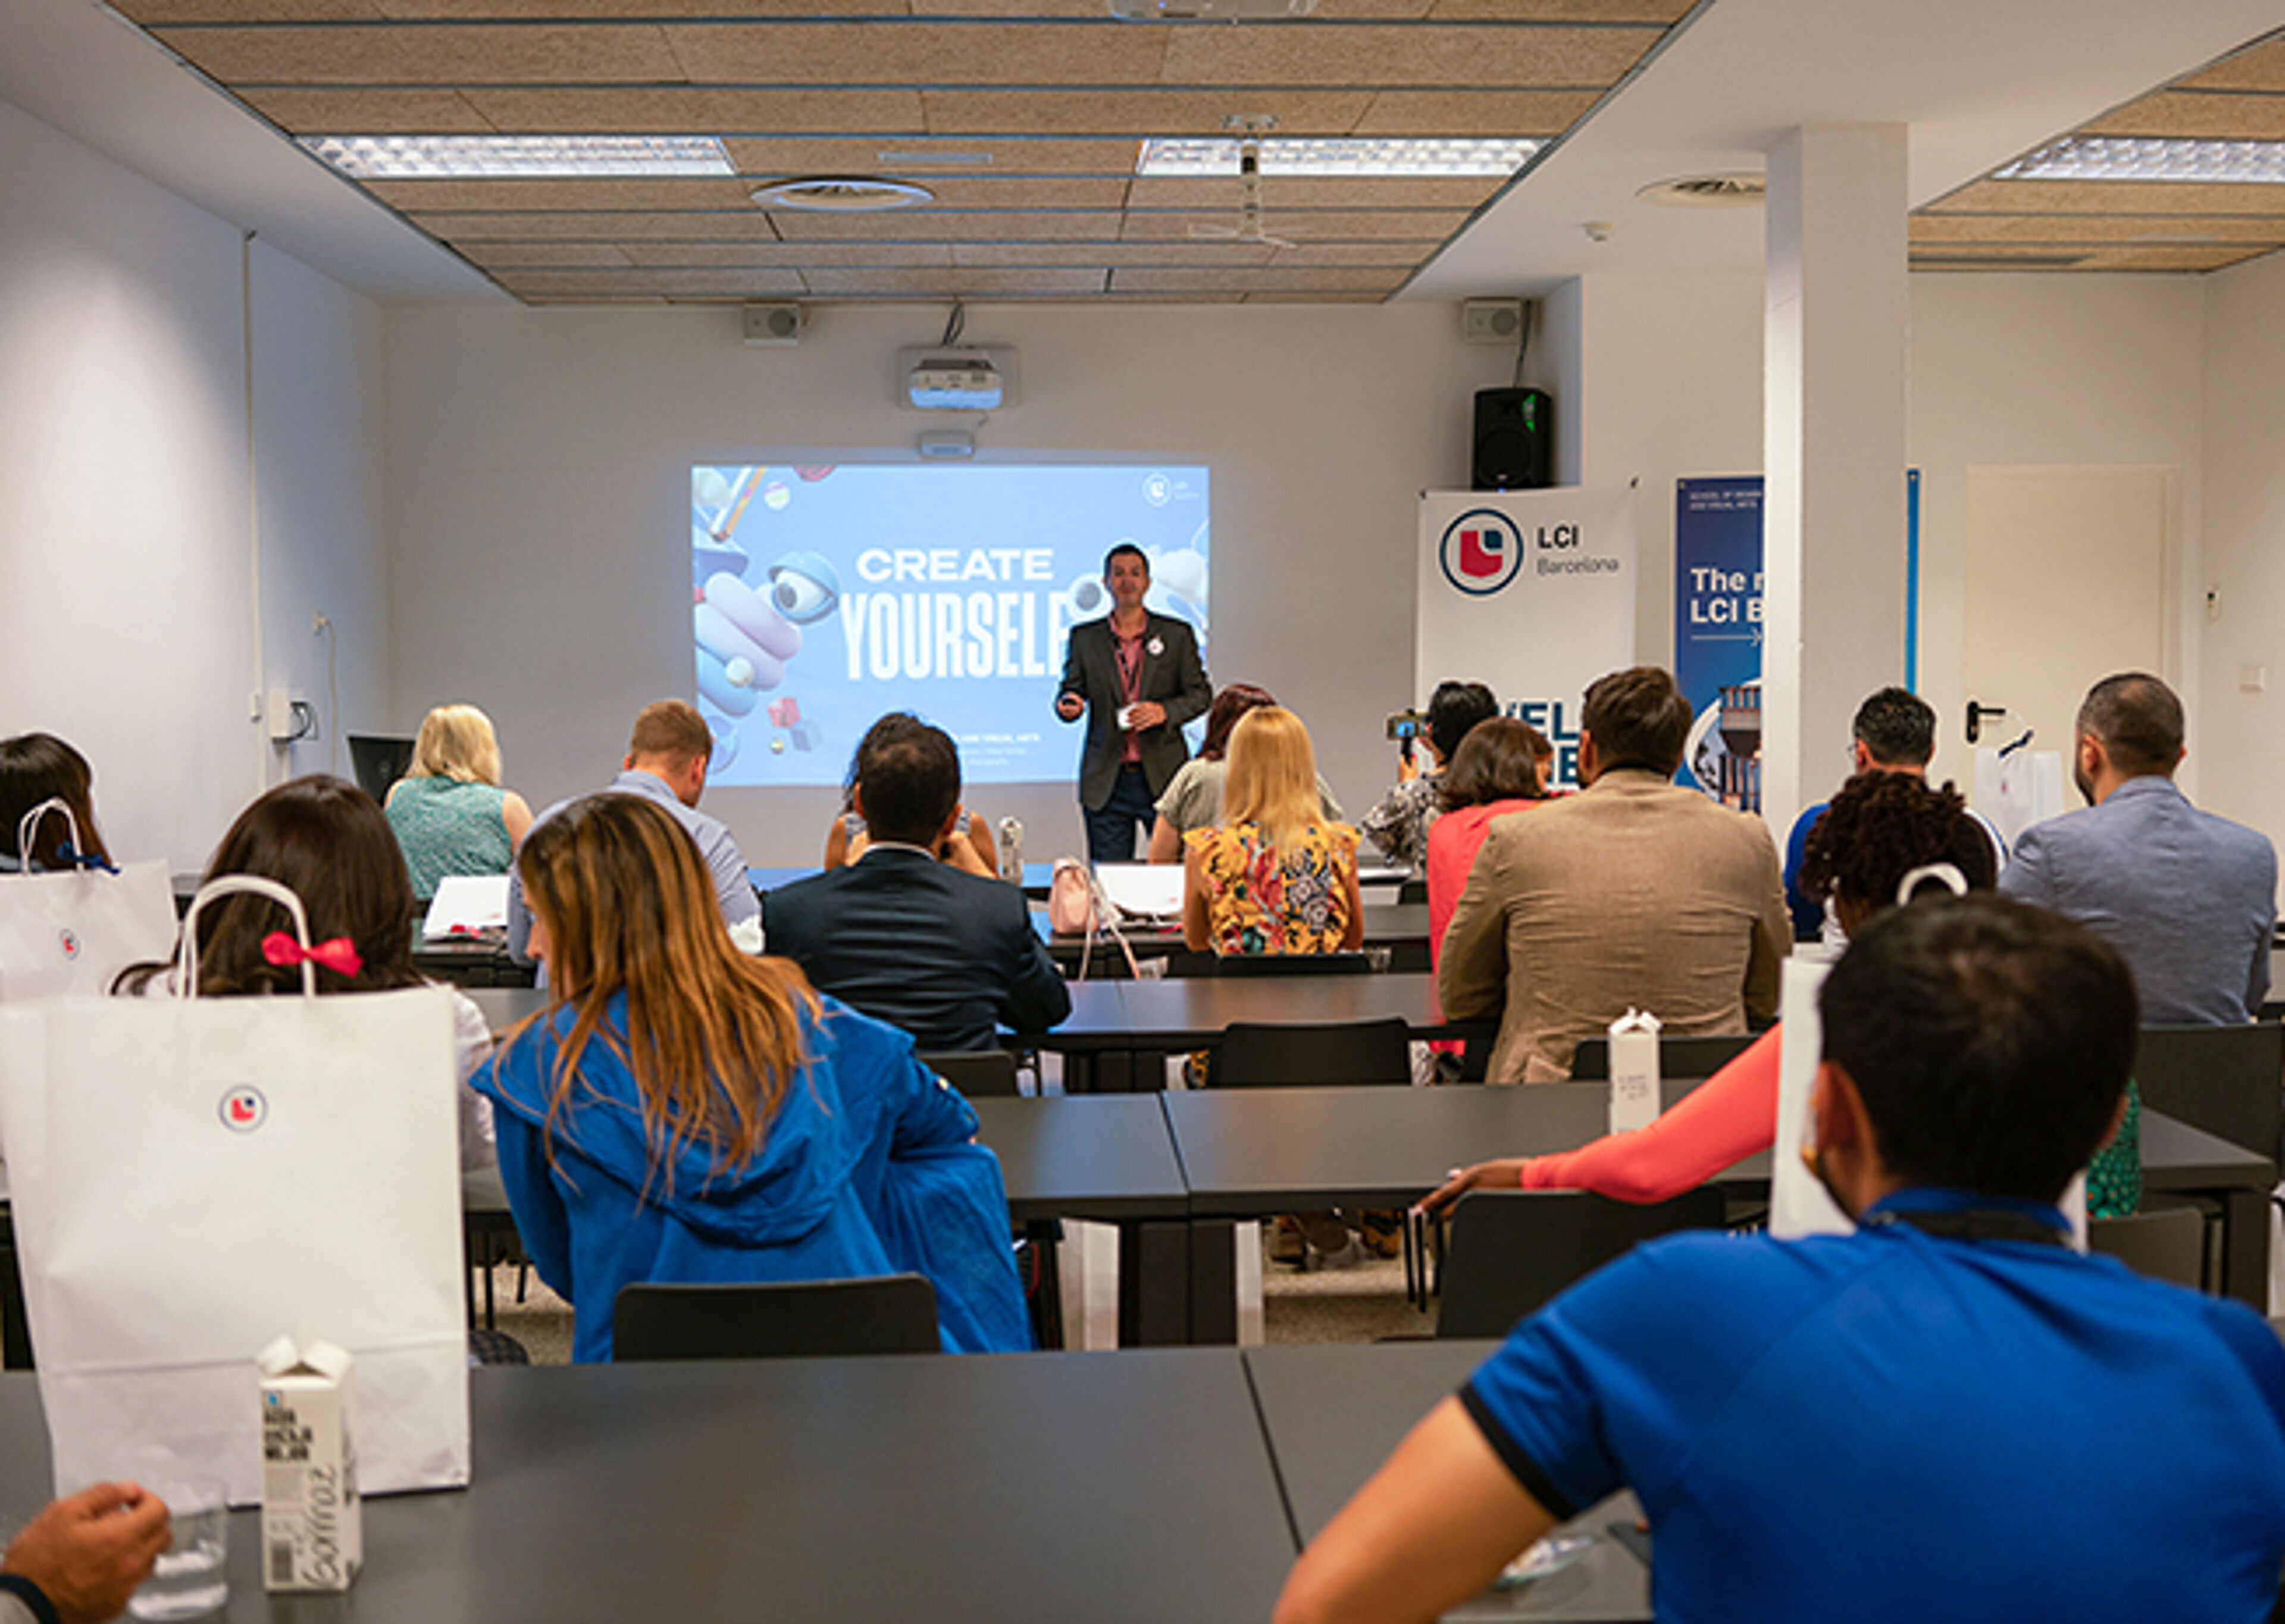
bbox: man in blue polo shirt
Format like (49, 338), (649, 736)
(1275, 895), (2285, 1624)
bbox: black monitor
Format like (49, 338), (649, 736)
(346, 735), (416, 804)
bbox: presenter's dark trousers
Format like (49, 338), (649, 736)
(1084, 764), (1157, 864)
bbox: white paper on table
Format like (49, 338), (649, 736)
(1090, 863), (1185, 923)
(422, 874), (509, 940)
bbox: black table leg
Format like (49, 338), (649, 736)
(2219, 1188), (2271, 1308)
(1187, 1220), (1237, 1345)
(1118, 1219), (1194, 1345)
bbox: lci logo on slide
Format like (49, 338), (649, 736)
(218, 1087), (267, 1133)
(1440, 510), (1525, 596)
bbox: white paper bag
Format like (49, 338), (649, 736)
(0, 800), (176, 1003)
(1973, 747), (2066, 854)
(0, 878), (469, 1504)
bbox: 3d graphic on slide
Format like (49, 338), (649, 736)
(692, 463), (1210, 786)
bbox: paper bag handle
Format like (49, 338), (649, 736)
(15, 797), (82, 874)
(180, 876), (318, 998)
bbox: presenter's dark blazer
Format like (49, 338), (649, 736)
(761, 847), (1072, 1052)
(1057, 612), (1212, 810)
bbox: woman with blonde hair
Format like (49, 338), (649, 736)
(474, 791), (1027, 1362)
(1183, 706), (1363, 956)
(384, 704), (534, 896)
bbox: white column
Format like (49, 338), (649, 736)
(1761, 126), (1910, 838)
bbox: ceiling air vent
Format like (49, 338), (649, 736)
(750, 177), (933, 212)
(1635, 173), (1766, 208)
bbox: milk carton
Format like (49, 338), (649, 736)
(257, 1336), (362, 1592)
(1607, 1008), (1662, 1136)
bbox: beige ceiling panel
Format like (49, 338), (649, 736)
(923, 89), (1373, 135)
(799, 267), (1107, 294)
(1241, 291), (1385, 302)
(234, 87), (497, 133)
(465, 87), (925, 131)
(2083, 90), (2285, 142)
(1122, 208), (1467, 239)
(781, 176), (1131, 208)
(110, 0), (382, 20)
(952, 240), (1273, 265)
(152, 24), (686, 83)
(907, 0), (1688, 15)
(2083, 243), (2277, 272)
(1126, 175), (1501, 210)
(1929, 179), (2285, 219)
(413, 211), (782, 240)
(664, 23), (1167, 85)
(367, 178), (759, 211)
(1424, 0), (1692, 17)
(1157, 24), (1660, 87)
(627, 241), (954, 266)
(2177, 38), (2285, 93)
(1111, 265), (1404, 292)
(1909, 213), (2285, 246)
(516, 294), (671, 305)
(460, 241), (637, 268)
(724, 137), (1136, 174)
(1352, 87), (1597, 133)
(495, 267), (803, 296)
(1264, 240), (1432, 264)
(769, 208), (1123, 239)
(375, 0), (914, 13)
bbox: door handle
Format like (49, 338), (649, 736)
(1965, 700), (2007, 745)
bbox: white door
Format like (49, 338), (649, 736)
(1961, 465), (2173, 776)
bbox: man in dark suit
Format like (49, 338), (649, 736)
(1054, 544), (1212, 861)
(762, 718), (1070, 1052)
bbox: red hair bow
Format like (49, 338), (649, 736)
(261, 932), (364, 979)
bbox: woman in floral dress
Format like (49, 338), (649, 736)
(1182, 706), (1363, 957)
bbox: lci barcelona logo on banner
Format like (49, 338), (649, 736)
(1438, 510), (1526, 596)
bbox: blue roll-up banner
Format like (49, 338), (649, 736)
(1673, 476), (1764, 810)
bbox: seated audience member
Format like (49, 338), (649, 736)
(2000, 671), (2276, 1024)
(1783, 686), (2003, 948)
(1278, 895), (2285, 1624)
(1438, 667), (1789, 1083)
(765, 718), (1069, 1051)
(821, 714), (997, 876)
(0, 733), (110, 872)
(1360, 681), (1498, 870)
(1146, 684), (1345, 863)
(509, 698), (760, 960)
(1425, 718), (1551, 968)
(477, 793), (1029, 1361)
(1420, 770), (2170, 1218)
(1185, 707), (1362, 956)
(0, 1482), (170, 1624)
(116, 776), (497, 1171)
(384, 703), (535, 897)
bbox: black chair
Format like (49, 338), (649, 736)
(1396, 878), (1428, 906)
(916, 1049), (1023, 1098)
(612, 1276), (940, 1362)
(2133, 1022), (2285, 1164)
(1209, 1016), (1413, 1088)
(1435, 1188), (1727, 1338)
(1569, 1031), (1757, 1083)
(2089, 1208), (2207, 1291)
(1213, 950), (1375, 977)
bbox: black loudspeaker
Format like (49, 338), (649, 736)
(1472, 387), (1553, 491)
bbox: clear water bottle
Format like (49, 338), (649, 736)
(998, 816), (1023, 883)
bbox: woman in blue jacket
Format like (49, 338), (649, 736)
(477, 791), (1027, 1362)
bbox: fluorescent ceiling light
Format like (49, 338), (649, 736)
(299, 135), (734, 180)
(1996, 136), (2285, 185)
(1135, 137), (1542, 178)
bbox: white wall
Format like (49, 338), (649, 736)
(0, 93), (389, 871)
(381, 301), (1517, 863)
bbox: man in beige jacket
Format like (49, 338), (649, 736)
(1438, 666), (1789, 1083)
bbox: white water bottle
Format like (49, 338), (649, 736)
(998, 817), (1023, 883)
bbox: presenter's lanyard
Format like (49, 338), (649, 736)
(1864, 1208), (2068, 1247)
(1116, 632), (1144, 707)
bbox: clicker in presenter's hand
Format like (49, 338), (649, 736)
(1055, 693), (1085, 723)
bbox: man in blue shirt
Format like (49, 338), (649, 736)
(1999, 671), (2275, 1024)
(1276, 895), (2285, 1624)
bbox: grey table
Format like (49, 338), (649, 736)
(1246, 1341), (1652, 1621)
(0, 1354), (1295, 1624)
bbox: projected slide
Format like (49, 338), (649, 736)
(692, 463), (1210, 787)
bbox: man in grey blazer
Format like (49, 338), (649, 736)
(1999, 672), (2275, 1025)
(1054, 544), (1211, 861)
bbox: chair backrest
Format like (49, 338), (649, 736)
(612, 1276), (941, 1362)
(916, 1049), (1022, 1098)
(2087, 1208), (2207, 1291)
(2132, 1022), (2285, 1163)
(1213, 951), (1375, 977)
(1210, 1017), (1413, 1088)
(1436, 1188), (1727, 1338)
(1396, 878), (1428, 907)
(1568, 1031), (1757, 1083)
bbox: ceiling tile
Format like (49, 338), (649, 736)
(1929, 178), (2285, 219)
(1110, 264), (1404, 291)
(1121, 206), (1467, 239)
(722, 137), (1137, 174)
(1125, 174), (1502, 209)
(495, 267), (806, 296)
(663, 22), (1168, 85)
(922, 88), (1375, 135)
(2176, 37), (2285, 93)
(458, 240), (636, 267)
(1351, 87), (1596, 133)
(1910, 212), (2285, 246)
(1422, 0), (1692, 18)
(625, 241), (956, 266)
(1156, 23), (1660, 87)
(110, 0), (383, 19)
(1263, 240), (1432, 264)
(411, 211), (784, 240)
(236, 87), (497, 133)
(152, 24), (686, 83)
(951, 239), (1276, 265)
(2083, 90), (2285, 142)
(769, 209), (1125, 239)
(463, 87), (926, 131)
(367, 178), (760, 211)
(798, 266), (1107, 294)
